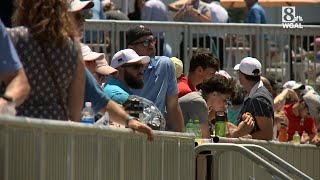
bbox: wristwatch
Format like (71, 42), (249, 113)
(1, 94), (13, 102)
(124, 115), (137, 127)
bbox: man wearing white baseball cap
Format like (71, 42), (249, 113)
(104, 49), (150, 104)
(229, 57), (274, 140)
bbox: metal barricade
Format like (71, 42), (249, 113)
(208, 137), (319, 180)
(84, 20), (320, 85)
(195, 143), (293, 180)
(0, 115), (195, 180)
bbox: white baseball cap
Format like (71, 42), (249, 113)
(234, 57), (261, 76)
(69, 0), (94, 12)
(283, 80), (305, 90)
(111, 49), (150, 68)
(303, 91), (320, 121)
(216, 70), (231, 79)
(301, 85), (315, 95)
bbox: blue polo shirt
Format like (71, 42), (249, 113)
(247, 2), (267, 24)
(132, 56), (178, 115)
(84, 68), (110, 113)
(0, 19), (22, 73)
(104, 76), (132, 104)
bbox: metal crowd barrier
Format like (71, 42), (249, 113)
(195, 143), (292, 180)
(207, 137), (319, 180)
(1, 115), (319, 180)
(84, 20), (320, 85)
(0, 115), (195, 180)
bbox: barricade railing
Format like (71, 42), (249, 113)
(84, 20), (320, 85)
(195, 143), (292, 180)
(241, 144), (311, 180)
(1, 115), (319, 180)
(0, 115), (195, 180)
(208, 137), (319, 180)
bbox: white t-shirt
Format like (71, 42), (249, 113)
(208, 2), (228, 23)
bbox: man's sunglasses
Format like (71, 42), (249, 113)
(121, 63), (144, 69)
(131, 37), (157, 47)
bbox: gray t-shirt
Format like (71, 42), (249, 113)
(178, 92), (208, 125)
(180, 1), (210, 22)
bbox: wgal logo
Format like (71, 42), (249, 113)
(282, 7), (303, 29)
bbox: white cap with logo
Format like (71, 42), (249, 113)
(111, 49), (150, 68)
(234, 57), (261, 76)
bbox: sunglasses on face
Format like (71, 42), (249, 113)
(131, 37), (157, 47)
(121, 63), (144, 70)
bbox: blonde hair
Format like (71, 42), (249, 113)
(13, 0), (77, 48)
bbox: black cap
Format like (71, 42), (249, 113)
(126, 25), (153, 46)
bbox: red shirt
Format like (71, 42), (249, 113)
(178, 76), (198, 98)
(284, 103), (317, 141)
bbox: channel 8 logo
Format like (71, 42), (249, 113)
(282, 7), (295, 23)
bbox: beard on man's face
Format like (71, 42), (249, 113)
(124, 69), (144, 89)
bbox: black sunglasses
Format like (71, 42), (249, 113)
(121, 63), (144, 69)
(131, 37), (157, 47)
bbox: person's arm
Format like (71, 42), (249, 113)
(0, 21), (30, 107)
(0, 69), (30, 107)
(310, 134), (320, 146)
(301, 133), (314, 144)
(173, 6), (186, 21)
(274, 89), (298, 111)
(228, 114), (254, 138)
(166, 95), (185, 132)
(200, 122), (211, 139)
(250, 116), (273, 140)
(186, 8), (211, 22)
(199, 10), (211, 22)
(68, 44), (86, 122)
(302, 118), (317, 144)
(101, 100), (154, 141)
(273, 112), (288, 127)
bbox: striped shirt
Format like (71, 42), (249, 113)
(237, 81), (274, 133)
